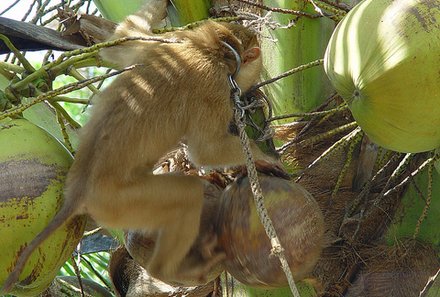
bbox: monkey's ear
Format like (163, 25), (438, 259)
(243, 47), (261, 64)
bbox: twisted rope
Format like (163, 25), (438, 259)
(231, 85), (300, 297)
(221, 39), (300, 296)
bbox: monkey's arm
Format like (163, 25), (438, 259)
(188, 132), (271, 168)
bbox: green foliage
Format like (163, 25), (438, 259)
(59, 252), (112, 290)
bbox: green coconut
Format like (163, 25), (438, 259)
(0, 118), (86, 296)
(324, 0), (440, 153)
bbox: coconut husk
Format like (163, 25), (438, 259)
(275, 102), (422, 295)
(318, 191), (356, 237)
(58, 9), (117, 45)
(346, 239), (440, 297)
(310, 189), (412, 296)
(312, 244), (359, 297)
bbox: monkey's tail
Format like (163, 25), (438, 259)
(1, 201), (78, 293)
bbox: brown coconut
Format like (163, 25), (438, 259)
(216, 175), (325, 288)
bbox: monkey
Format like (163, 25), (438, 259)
(124, 177), (226, 287)
(2, 0), (272, 292)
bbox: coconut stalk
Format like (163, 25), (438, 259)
(92, 0), (147, 22)
(261, 0), (335, 124)
(93, 0), (210, 25)
(168, 0), (211, 26)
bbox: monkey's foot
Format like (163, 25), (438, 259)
(176, 234), (226, 285)
(200, 233), (221, 259)
(175, 251), (226, 285)
(198, 234), (226, 281)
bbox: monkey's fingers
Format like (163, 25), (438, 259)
(177, 252), (226, 285)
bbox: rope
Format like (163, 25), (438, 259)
(221, 39), (300, 296)
(232, 89), (301, 297)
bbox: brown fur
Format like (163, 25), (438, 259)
(2, 0), (269, 292)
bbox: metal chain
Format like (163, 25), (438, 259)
(230, 77), (301, 297)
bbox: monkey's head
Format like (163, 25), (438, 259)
(234, 42), (262, 93)
(220, 22), (263, 92)
(196, 21), (262, 93)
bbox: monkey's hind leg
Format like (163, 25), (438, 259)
(147, 213), (202, 281)
(87, 174), (204, 281)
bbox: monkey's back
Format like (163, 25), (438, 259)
(67, 23), (242, 203)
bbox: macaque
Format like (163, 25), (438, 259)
(125, 179), (226, 287)
(3, 0), (271, 291)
